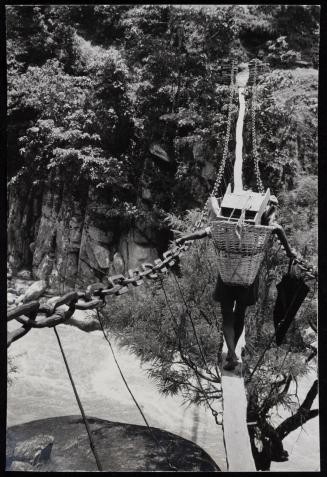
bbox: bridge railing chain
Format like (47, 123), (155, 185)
(7, 242), (193, 347)
(7, 238), (316, 348)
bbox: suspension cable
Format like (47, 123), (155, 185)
(159, 276), (223, 427)
(211, 60), (237, 197)
(251, 59), (264, 194)
(196, 61), (236, 230)
(53, 326), (103, 471)
(96, 309), (178, 472)
(171, 271), (211, 375)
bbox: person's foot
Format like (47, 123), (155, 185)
(223, 359), (239, 371)
(226, 351), (239, 362)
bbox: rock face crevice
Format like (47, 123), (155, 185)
(8, 176), (162, 291)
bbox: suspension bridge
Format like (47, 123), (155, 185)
(7, 59), (317, 472)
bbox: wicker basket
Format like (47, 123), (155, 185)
(210, 221), (274, 286)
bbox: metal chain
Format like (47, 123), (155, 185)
(7, 243), (193, 344)
(195, 61), (236, 230)
(251, 59), (264, 194)
(211, 60), (237, 197)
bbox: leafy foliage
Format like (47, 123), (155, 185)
(243, 68), (318, 193)
(237, 5), (319, 65)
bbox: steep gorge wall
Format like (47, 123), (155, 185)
(7, 69), (317, 290)
(7, 176), (161, 292)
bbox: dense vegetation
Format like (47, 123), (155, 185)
(7, 5), (319, 471)
(7, 5), (319, 217)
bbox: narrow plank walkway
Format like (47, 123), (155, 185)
(233, 63), (249, 193)
(220, 62), (256, 471)
(221, 332), (256, 472)
(233, 86), (246, 193)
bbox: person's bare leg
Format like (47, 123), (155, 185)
(234, 301), (247, 351)
(221, 299), (238, 369)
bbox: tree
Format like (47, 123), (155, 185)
(6, 5), (82, 73)
(243, 68), (318, 193)
(104, 208), (318, 470)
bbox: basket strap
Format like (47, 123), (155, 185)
(234, 195), (251, 243)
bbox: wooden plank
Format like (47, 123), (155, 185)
(234, 87), (246, 193)
(221, 332), (256, 472)
(221, 190), (266, 212)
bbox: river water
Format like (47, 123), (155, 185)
(7, 316), (319, 472)
(7, 320), (227, 470)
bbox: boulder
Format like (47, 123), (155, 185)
(13, 434), (54, 465)
(6, 416), (221, 472)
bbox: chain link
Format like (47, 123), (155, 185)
(251, 59), (264, 194)
(194, 61), (236, 230)
(7, 243), (193, 345)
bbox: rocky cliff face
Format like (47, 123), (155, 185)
(7, 174), (160, 292)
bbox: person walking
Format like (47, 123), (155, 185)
(175, 195), (296, 370)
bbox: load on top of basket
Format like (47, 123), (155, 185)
(175, 185), (297, 287)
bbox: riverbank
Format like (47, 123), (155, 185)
(7, 319), (227, 470)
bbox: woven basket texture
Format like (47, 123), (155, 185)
(210, 221), (274, 286)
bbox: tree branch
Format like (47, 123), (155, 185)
(300, 379), (318, 410)
(276, 380), (318, 439)
(277, 374), (293, 402)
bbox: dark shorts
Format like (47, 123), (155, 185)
(212, 274), (259, 306)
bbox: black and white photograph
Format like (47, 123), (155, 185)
(5, 4), (320, 472)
